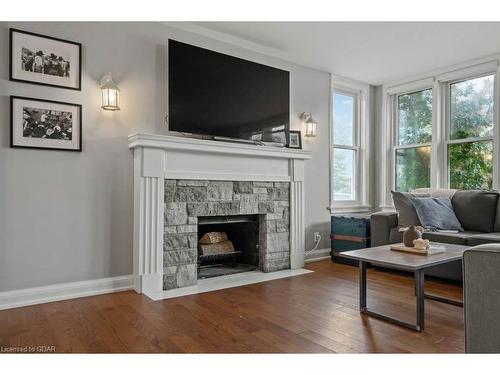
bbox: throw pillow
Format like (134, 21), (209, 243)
(410, 197), (463, 231)
(391, 191), (429, 227)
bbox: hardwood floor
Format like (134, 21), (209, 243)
(0, 260), (464, 353)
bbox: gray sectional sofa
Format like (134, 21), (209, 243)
(371, 190), (500, 281)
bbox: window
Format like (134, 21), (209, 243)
(382, 63), (498, 207)
(332, 92), (357, 201)
(447, 75), (494, 189)
(394, 89), (433, 192)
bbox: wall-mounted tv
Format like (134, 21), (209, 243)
(168, 40), (290, 144)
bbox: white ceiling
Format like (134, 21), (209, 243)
(192, 22), (500, 85)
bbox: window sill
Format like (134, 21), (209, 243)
(329, 204), (372, 214)
(375, 204), (396, 213)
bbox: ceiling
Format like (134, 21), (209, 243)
(192, 22), (500, 85)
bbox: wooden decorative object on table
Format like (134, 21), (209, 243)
(403, 225), (422, 247)
(390, 243), (445, 255)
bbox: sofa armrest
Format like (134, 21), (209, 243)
(463, 244), (500, 353)
(370, 211), (398, 247)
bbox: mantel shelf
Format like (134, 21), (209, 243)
(128, 133), (311, 160)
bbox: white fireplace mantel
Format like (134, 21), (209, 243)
(129, 133), (311, 296)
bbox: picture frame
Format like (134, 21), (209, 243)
(288, 130), (302, 149)
(10, 28), (82, 91)
(11, 96), (82, 152)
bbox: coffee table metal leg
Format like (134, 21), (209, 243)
(359, 261), (367, 311)
(414, 272), (464, 307)
(359, 263), (425, 332)
(424, 292), (463, 307)
(415, 270), (425, 332)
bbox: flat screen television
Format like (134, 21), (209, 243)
(168, 40), (290, 144)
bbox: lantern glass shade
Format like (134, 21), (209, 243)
(304, 115), (317, 137)
(100, 73), (120, 111)
(101, 88), (120, 110)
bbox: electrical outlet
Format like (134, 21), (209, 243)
(313, 232), (321, 242)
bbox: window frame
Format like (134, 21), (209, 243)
(329, 76), (371, 213)
(380, 60), (500, 209)
(393, 87), (434, 193)
(332, 90), (359, 203)
(442, 73), (496, 189)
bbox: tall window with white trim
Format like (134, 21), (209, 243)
(332, 92), (357, 201)
(447, 74), (494, 189)
(394, 89), (433, 192)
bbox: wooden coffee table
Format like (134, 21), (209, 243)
(340, 243), (467, 332)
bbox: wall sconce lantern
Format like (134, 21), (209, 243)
(100, 73), (120, 111)
(301, 112), (317, 137)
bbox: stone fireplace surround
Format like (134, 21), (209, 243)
(129, 133), (311, 297)
(164, 179), (291, 290)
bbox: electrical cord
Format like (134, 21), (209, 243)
(306, 233), (322, 252)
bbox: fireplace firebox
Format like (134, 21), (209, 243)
(197, 215), (259, 279)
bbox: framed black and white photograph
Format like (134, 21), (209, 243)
(288, 130), (302, 149)
(11, 96), (82, 152)
(10, 28), (82, 90)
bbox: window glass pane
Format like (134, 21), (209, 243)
(333, 93), (354, 146)
(333, 148), (355, 201)
(450, 75), (494, 140)
(398, 89), (433, 145)
(395, 146), (431, 192)
(449, 140), (493, 190)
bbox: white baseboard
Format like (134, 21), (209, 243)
(0, 275), (135, 311)
(305, 248), (331, 263)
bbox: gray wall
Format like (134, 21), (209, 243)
(0, 22), (332, 292)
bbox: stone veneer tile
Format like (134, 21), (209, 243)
(264, 232), (290, 253)
(165, 226), (177, 234)
(177, 180), (209, 187)
(258, 202), (275, 213)
(187, 203), (208, 216)
(174, 187), (208, 202)
(209, 202), (240, 215)
(276, 220), (289, 232)
(164, 249), (197, 265)
(259, 220), (276, 233)
(207, 181), (234, 201)
(177, 224), (197, 233)
(176, 264), (198, 288)
(267, 187), (289, 201)
(254, 182), (274, 188)
(240, 194), (259, 214)
(165, 202), (187, 225)
(234, 181), (253, 194)
(164, 233), (189, 250)
(165, 187), (176, 203)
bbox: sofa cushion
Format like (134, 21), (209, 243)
(391, 191), (429, 227)
(422, 231), (481, 245)
(467, 233), (500, 246)
(451, 190), (499, 232)
(411, 197), (463, 231)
